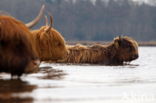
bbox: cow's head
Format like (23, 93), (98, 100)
(32, 16), (68, 61)
(113, 36), (139, 64)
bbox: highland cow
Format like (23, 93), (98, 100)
(31, 16), (68, 61)
(58, 36), (139, 65)
(0, 16), (40, 78)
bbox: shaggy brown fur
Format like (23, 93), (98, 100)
(0, 16), (39, 77)
(31, 17), (68, 61)
(58, 36), (139, 65)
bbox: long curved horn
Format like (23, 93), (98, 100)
(44, 15), (49, 26)
(46, 15), (53, 32)
(26, 5), (45, 28)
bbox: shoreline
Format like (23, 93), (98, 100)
(67, 41), (156, 47)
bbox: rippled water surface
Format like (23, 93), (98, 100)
(0, 47), (156, 103)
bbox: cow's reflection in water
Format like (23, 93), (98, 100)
(38, 66), (66, 80)
(0, 66), (66, 103)
(0, 79), (36, 103)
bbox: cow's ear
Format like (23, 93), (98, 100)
(114, 36), (123, 47)
(114, 36), (121, 49)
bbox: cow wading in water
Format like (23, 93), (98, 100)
(0, 5), (45, 78)
(57, 36), (139, 65)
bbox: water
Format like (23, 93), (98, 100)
(0, 47), (156, 103)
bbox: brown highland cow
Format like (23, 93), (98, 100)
(31, 16), (68, 61)
(58, 36), (139, 65)
(0, 16), (40, 78)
